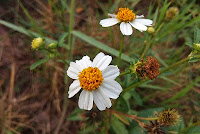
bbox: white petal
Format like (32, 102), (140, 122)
(67, 64), (80, 79)
(102, 65), (120, 79)
(68, 80), (81, 98)
(92, 89), (111, 111)
(92, 52), (105, 67)
(78, 90), (93, 110)
(76, 56), (92, 69)
(99, 79), (122, 99)
(95, 55), (112, 71)
(136, 15), (144, 18)
(130, 21), (147, 32)
(108, 13), (117, 18)
(120, 22), (133, 35)
(100, 18), (120, 27)
(134, 19), (153, 26)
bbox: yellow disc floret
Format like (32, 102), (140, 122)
(31, 37), (43, 49)
(78, 67), (104, 92)
(117, 8), (135, 22)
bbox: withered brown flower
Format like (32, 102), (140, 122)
(140, 120), (167, 134)
(143, 56), (160, 80)
(135, 56), (160, 80)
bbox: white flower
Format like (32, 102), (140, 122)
(100, 8), (153, 36)
(67, 52), (122, 111)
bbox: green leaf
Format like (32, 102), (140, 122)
(72, 30), (132, 62)
(57, 32), (68, 47)
(0, 19), (57, 45)
(189, 57), (200, 63)
(156, 0), (171, 28)
(67, 108), (84, 121)
(183, 126), (200, 134)
(153, 8), (159, 25)
(111, 116), (128, 134)
(139, 84), (168, 90)
(131, 90), (143, 106)
(194, 28), (200, 43)
(185, 42), (194, 48)
(30, 59), (49, 70)
(17, 0), (44, 36)
(116, 96), (129, 113)
(162, 76), (200, 104)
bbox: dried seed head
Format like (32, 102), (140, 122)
(157, 109), (180, 126)
(165, 7), (179, 22)
(143, 56), (160, 80)
(140, 121), (167, 134)
(130, 57), (160, 80)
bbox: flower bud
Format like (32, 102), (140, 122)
(194, 43), (200, 52)
(31, 37), (43, 50)
(48, 43), (57, 49)
(147, 27), (155, 34)
(165, 7), (179, 22)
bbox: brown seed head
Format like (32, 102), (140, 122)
(157, 109), (180, 126)
(143, 56), (160, 80)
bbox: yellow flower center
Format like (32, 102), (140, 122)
(78, 67), (104, 92)
(117, 8), (135, 22)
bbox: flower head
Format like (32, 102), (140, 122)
(130, 56), (159, 80)
(165, 7), (179, 22)
(157, 109), (180, 126)
(67, 52), (122, 110)
(31, 37), (43, 49)
(100, 7), (153, 35)
(140, 121), (167, 134)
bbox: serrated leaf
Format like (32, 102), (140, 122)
(57, 32), (68, 47)
(194, 28), (200, 43)
(111, 116), (128, 134)
(30, 58), (49, 70)
(185, 42), (193, 47)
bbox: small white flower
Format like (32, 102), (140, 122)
(100, 8), (153, 36)
(67, 52), (122, 111)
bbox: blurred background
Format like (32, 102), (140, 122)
(0, 0), (200, 133)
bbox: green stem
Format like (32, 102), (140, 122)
(119, 71), (131, 77)
(179, 121), (200, 134)
(117, 35), (125, 66)
(68, 0), (75, 60)
(140, 22), (164, 59)
(54, 1), (75, 134)
(123, 55), (200, 93)
(57, 54), (69, 66)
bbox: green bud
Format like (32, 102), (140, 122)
(48, 43), (57, 49)
(194, 43), (200, 52)
(147, 27), (155, 34)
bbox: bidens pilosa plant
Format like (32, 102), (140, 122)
(27, 0), (200, 133)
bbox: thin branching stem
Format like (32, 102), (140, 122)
(54, 0), (75, 134)
(122, 55), (200, 93)
(117, 35), (125, 66)
(140, 22), (164, 59)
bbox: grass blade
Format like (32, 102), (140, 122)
(72, 30), (132, 62)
